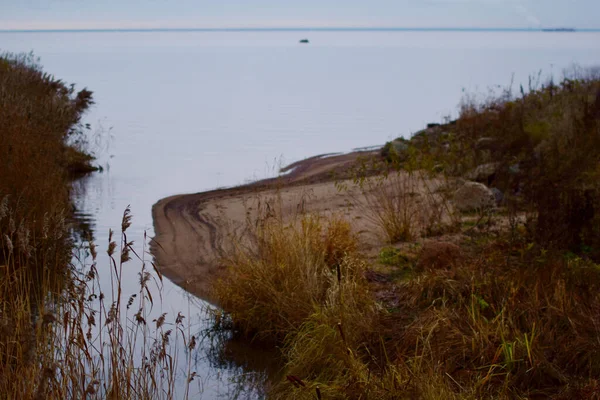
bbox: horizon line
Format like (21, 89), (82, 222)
(1, 26), (599, 34)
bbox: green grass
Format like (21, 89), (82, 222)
(378, 247), (409, 266)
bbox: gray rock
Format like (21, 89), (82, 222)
(391, 139), (409, 153)
(475, 137), (498, 151)
(464, 162), (500, 183)
(509, 163), (520, 175)
(490, 187), (504, 205)
(453, 181), (496, 212)
(382, 139), (410, 161)
(411, 126), (444, 143)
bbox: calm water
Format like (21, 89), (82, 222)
(2, 29), (600, 398)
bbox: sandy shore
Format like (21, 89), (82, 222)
(151, 150), (382, 302)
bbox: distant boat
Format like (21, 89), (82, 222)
(542, 28), (576, 32)
(299, 39), (309, 44)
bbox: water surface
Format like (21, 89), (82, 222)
(2, 29), (599, 398)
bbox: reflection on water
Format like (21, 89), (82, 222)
(205, 317), (284, 395)
(70, 176), (97, 242)
(197, 311), (283, 399)
(70, 173), (280, 398)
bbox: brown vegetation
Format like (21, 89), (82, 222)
(1, 53), (194, 399)
(212, 69), (600, 399)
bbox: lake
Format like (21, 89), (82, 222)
(1, 29), (599, 398)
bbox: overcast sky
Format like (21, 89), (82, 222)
(1, 0), (598, 30)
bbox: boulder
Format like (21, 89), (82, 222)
(382, 139), (409, 161)
(417, 241), (462, 271)
(453, 181), (496, 212)
(464, 162), (500, 183)
(490, 187), (504, 205)
(475, 137), (499, 151)
(391, 139), (409, 153)
(411, 126), (445, 145)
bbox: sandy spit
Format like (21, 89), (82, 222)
(151, 150), (380, 302)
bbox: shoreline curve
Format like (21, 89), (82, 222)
(151, 149), (379, 302)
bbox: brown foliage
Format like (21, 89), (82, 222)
(0, 52), (95, 267)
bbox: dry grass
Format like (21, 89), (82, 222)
(349, 169), (459, 244)
(407, 67), (600, 258)
(0, 53), (195, 399)
(213, 193), (362, 341)
(383, 236), (600, 398)
(358, 171), (420, 243)
(258, 229), (600, 399)
(213, 69), (600, 399)
(0, 208), (198, 399)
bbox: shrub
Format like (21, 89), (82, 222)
(406, 67), (600, 258)
(0, 51), (96, 271)
(214, 208), (362, 341)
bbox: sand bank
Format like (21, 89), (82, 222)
(151, 150), (381, 302)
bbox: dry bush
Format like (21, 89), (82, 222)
(0, 52), (96, 271)
(407, 67), (600, 258)
(213, 193), (362, 341)
(352, 170), (459, 244)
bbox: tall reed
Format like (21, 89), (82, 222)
(0, 207), (199, 399)
(0, 52), (197, 399)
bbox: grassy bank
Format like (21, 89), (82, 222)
(0, 51), (97, 280)
(213, 69), (600, 398)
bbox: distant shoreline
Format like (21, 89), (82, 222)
(2, 27), (599, 34)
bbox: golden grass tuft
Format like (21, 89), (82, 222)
(350, 169), (459, 244)
(214, 201), (362, 341)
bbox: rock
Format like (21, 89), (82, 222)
(391, 139), (409, 153)
(382, 139), (409, 161)
(432, 164), (445, 173)
(475, 137), (499, 151)
(411, 126), (444, 144)
(417, 241), (462, 271)
(490, 187), (504, 205)
(453, 181), (496, 212)
(464, 162), (500, 183)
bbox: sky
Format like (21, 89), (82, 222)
(0, 0), (598, 31)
